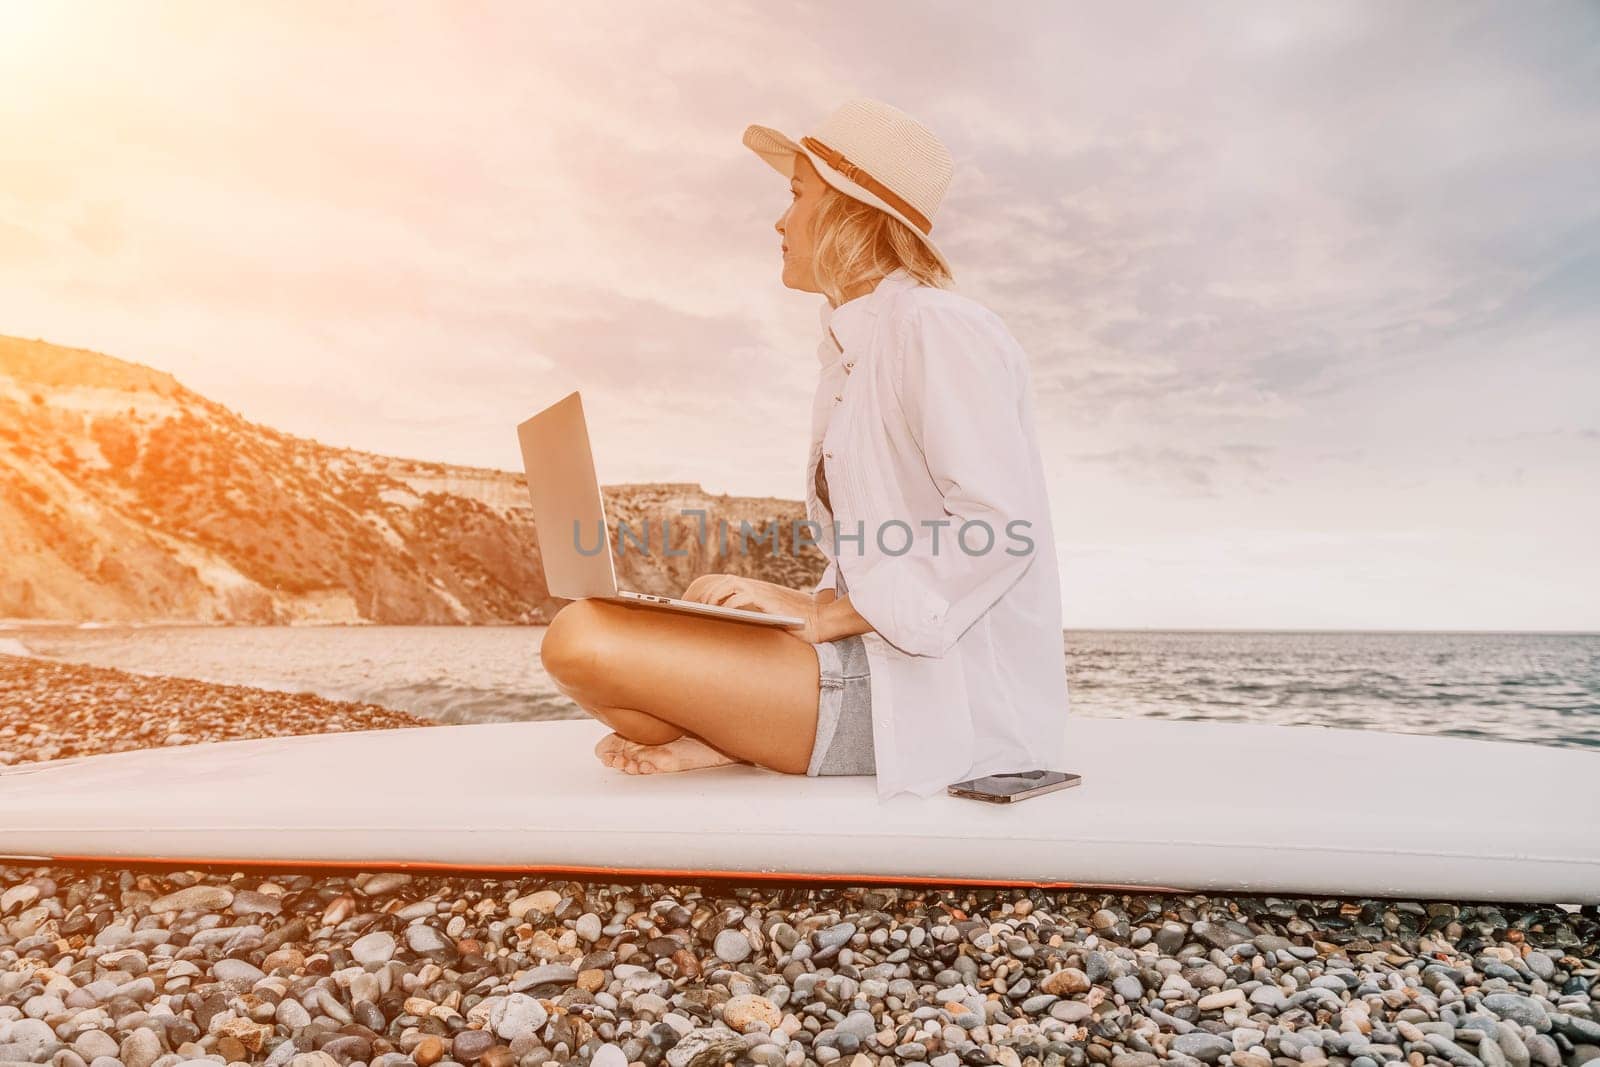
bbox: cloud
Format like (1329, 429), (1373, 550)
(1066, 442), (1283, 497)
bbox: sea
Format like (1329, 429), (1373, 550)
(2, 626), (1596, 751)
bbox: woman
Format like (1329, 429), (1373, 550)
(539, 98), (1068, 800)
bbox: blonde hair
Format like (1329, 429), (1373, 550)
(808, 184), (954, 306)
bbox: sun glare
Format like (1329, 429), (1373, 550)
(0, 2), (69, 66)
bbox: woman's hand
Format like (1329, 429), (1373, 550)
(682, 574), (823, 644)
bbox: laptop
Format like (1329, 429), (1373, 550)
(516, 390), (807, 629)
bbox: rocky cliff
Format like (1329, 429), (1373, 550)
(0, 335), (822, 624)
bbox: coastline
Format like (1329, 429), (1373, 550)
(1, 656), (1597, 1067)
(0, 653), (432, 766)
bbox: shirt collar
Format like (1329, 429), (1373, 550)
(816, 267), (920, 364)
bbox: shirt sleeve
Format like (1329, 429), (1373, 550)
(844, 301), (1046, 658)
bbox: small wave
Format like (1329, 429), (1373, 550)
(0, 638), (35, 657)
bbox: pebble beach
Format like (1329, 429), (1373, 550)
(2, 653), (1598, 1067)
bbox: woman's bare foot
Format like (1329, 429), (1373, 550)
(597, 733), (743, 775)
(594, 731), (634, 769)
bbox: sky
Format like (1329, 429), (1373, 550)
(2, 1), (1597, 631)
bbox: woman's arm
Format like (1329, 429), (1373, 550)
(842, 302), (1047, 659)
(814, 589), (874, 643)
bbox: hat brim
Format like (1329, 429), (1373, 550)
(742, 123), (953, 279)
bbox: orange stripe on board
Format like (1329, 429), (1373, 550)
(37, 853), (1184, 892)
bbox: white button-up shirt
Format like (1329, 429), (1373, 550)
(805, 267), (1071, 801)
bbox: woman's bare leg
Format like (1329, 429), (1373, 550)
(548, 684), (716, 775)
(538, 598), (821, 775)
(586, 703), (726, 775)
(582, 702), (684, 747)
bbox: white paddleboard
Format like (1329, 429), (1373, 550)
(0, 717), (1595, 903)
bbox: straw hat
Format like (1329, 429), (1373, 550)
(743, 98), (954, 277)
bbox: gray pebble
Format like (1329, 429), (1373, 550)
(349, 930), (396, 966)
(1497, 1021), (1531, 1067)
(665, 1028), (747, 1067)
(814, 922), (857, 954)
(1171, 1032), (1233, 1063)
(512, 964), (577, 993)
(1483, 994), (1550, 1031)
(404, 923), (450, 955)
(1112, 1054), (1160, 1067)
(1526, 1034), (1561, 1067)
(1426, 1034), (1484, 1067)
(714, 929), (752, 963)
(210, 958), (265, 984)
(1554, 1015), (1600, 1045)
(1155, 923), (1187, 954)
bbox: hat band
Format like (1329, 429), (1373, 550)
(800, 135), (932, 235)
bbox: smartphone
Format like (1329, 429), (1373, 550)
(947, 769), (1082, 804)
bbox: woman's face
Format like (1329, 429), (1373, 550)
(775, 152), (826, 296)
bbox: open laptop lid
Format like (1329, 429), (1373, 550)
(515, 390), (621, 599)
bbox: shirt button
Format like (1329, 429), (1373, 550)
(832, 393), (842, 404)
(823, 450), (833, 459)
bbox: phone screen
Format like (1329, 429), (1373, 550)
(953, 769), (1075, 797)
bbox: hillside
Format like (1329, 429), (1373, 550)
(0, 335), (822, 624)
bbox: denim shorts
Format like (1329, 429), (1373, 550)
(806, 572), (876, 777)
